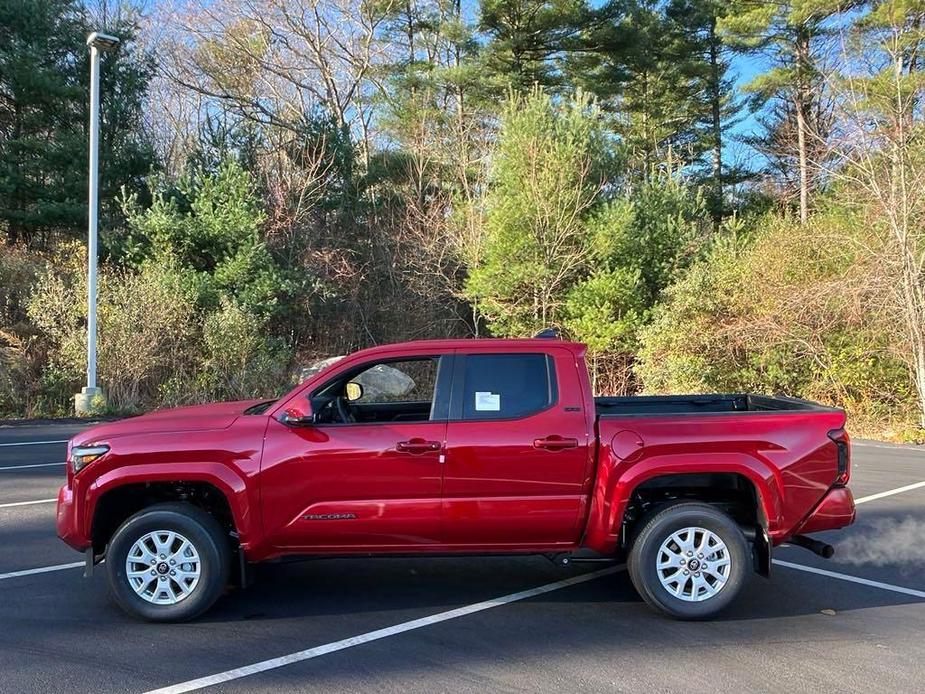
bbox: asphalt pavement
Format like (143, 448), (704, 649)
(1, 422), (924, 693)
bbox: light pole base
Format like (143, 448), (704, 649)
(74, 386), (106, 416)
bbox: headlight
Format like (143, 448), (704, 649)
(70, 445), (109, 473)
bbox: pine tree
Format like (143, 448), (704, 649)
(464, 89), (609, 335)
(479, 0), (591, 91)
(666, 0), (741, 230)
(570, 0), (702, 177)
(719, 0), (841, 224)
(0, 0), (155, 245)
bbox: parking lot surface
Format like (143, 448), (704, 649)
(1, 422), (924, 693)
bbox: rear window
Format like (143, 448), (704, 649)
(460, 353), (557, 420)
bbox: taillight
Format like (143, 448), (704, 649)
(828, 429), (850, 486)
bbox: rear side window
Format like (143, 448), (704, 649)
(460, 353), (557, 420)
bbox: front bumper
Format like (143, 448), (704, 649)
(56, 484), (90, 551)
(794, 486), (856, 535)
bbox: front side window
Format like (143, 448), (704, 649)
(460, 353), (556, 420)
(350, 359), (438, 406)
(312, 357), (441, 424)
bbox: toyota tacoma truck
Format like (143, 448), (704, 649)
(57, 337), (855, 621)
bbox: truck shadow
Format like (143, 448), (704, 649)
(193, 504), (925, 625)
(212, 555), (638, 622)
(198, 545), (924, 626)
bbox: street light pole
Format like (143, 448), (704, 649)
(75, 31), (120, 416)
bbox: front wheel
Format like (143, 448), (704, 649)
(628, 502), (749, 620)
(106, 502), (230, 622)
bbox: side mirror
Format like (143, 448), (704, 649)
(280, 407), (314, 427)
(345, 381), (364, 402)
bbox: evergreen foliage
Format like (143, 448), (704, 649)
(0, 0), (155, 245)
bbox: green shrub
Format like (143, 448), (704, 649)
(463, 89), (610, 336)
(465, 89), (709, 366)
(563, 268), (644, 354)
(197, 300), (292, 401)
(637, 208), (915, 424)
(27, 243), (199, 413)
(120, 158), (289, 320)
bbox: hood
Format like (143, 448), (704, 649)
(72, 399), (265, 445)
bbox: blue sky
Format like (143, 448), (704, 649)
(728, 54), (768, 170)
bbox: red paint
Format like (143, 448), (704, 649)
(57, 338), (855, 565)
(441, 345), (593, 548)
(259, 416), (446, 549)
(583, 410), (851, 552)
(793, 487), (856, 535)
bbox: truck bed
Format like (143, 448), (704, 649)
(594, 393), (839, 417)
(589, 392), (850, 551)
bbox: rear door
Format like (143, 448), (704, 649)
(441, 348), (593, 548)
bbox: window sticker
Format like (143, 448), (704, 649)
(474, 391), (501, 411)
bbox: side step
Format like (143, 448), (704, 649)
(546, 550), (619, 567)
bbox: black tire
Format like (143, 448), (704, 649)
(627, 502), (749, 620)
(106, 502), (230, 622)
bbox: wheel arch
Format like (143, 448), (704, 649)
(87, 465), (254, 557)
(583, 452), (783, 555)
(622, 471), (769, 540)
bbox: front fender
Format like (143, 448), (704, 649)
(85, 463), (259, 551)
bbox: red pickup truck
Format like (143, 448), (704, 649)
(57, 337), (855, 622)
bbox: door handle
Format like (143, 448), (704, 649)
(533, 436), (579, 451)
(396, 439), (442, 454)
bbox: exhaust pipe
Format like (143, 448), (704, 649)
(789, 534), (835, 559)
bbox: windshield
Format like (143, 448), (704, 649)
(243, 400), (276, 415)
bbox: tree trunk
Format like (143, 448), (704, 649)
(709, 15), (723, 233)
(795, 100), (809, 223)
(8, 102), (24, 245)
(406, 0), (415, 63)
(641, 69), (651, 178)
(900, 250), (925, 427)
(910, 311), (925, 428)
(795, 31), (811, 224)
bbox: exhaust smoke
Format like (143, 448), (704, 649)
(836, 516), (925, 567)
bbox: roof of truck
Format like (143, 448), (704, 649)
(345, 337), (585, 359)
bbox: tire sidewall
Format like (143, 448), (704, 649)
(106, 505), (229, 622)
(630, 504), (748, 620)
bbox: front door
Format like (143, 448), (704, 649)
(442, 349), (593, 548)
(260, 355), (450, 551)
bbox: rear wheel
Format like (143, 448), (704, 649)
(628, 502), (748, 620)
(106, 502), (230, 622)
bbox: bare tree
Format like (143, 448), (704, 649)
(160, 0), (398, 161)
(823, 5), (925, 426)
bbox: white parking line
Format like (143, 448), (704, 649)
(0, 562), (84, 582)
(0, 462), (65, 471)
(143, 565), (625, 694)
(0, 498), (57, 509)
(853, 441), (925, 453)
(773, 559), (925, 599)
(855, 480), (925, 505)
(0, 439), (68, 448)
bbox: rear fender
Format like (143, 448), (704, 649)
(582, 451), (783, 555)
